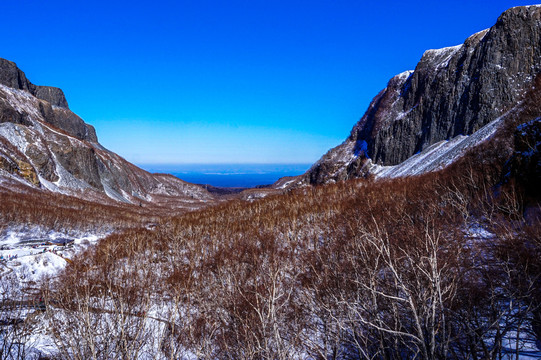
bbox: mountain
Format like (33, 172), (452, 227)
(2, 6), (541, 359)
(302, 5), (541, 185)
(0, 58), (213, 209)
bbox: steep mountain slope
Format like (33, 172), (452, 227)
(304, 5), (541, 185)
(0, 58), (213, 209)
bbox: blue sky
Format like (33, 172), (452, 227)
(2, 1), (536, 164)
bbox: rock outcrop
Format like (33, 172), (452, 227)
(0, 58), (96, 142)
(0, 59), (68, 108)
(0, 58), (213, 209)
(305, 5), (541, 185)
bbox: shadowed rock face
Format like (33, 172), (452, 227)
(508, 118), (541, 199)
(0, 59), (69, 108)
(34, 86), (69, 108)
(306, 5), (541, 184)
(0, 58), (33, 92)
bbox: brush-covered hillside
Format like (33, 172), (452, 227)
(0, 4), (540, 360)
(15, 61), (541, 359)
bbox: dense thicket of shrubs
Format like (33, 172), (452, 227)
(0, 185), (170, 233)
(39, 148), (540, 359)
(7, 77), (541, 360)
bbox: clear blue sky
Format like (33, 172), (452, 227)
(2, 1), (536, 164)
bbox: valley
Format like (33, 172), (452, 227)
(1, 4), (541, 360)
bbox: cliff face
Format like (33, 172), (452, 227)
(306, 5), (541, 185)
(0, 59), (213, 209)
(0, 58), (96, 142)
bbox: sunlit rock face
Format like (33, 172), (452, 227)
(306, 5), (541, 185)
(0, 58), (213, 207)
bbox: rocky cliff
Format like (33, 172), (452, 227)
(0, 59), (213, 209)
(0, 59), (95, 141)
(305, 5), (541, 185)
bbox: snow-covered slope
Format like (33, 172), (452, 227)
(371, 111), (506, 178)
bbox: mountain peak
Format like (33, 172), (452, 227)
(302, 4), (541, 185)
(0, 58), (69, 109)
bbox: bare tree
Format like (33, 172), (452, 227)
(0, 268), (37, 360)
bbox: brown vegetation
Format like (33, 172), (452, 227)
(0, 186), (152, 233)
(39, 142), (541, 359)
(4, 74), (541, 360)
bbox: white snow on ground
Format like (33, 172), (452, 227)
(15, 252), (67, 282)
(461, 224), (541, 359)
(501, 329), (541, 359)
(0, 226), (106, 358)
(0, 226), (104, 283)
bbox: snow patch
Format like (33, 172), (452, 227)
(0, 226), (106, 283)
(0, 122), (30, 154)
(423, 44), (462, 70)
(372, 112), (506, 178)
(0, 84), (43, 121)
(396, 70), (414, 81)
(277, 179), (296, 189)
(14, 252), (68, 282)
(102, 181), (131, 203)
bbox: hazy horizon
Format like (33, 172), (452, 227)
(139, 163), (312, 187)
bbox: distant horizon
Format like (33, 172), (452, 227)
(139, 163), (312, 188)
(137, 162), (313, 166)
(139, 163), (312, 173)
(3, 0), (535, 164)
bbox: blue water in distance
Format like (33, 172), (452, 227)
(139, 164), (311, 188)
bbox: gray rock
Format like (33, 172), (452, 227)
(34, 86), (69, 108)
(306, 5), (541, 184)
(48, 137), (103, 190)
(0, 59), (213, 205)
(0, 92), (32, 126)
(49, 105), (99, 142)
(0, 59), (69, 109)
(25, 143), (59, 182)
(0, 58), (33, 91)
(0, 58), (99, 142)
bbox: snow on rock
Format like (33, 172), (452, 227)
(422, 44), (463, 69)
(0, 84), (44, 121)
(1, 66), (216, 207)
(373, 112), (505, 179)
(102, 181), (131, 203)
(0, 122), (31, 154)
(277, 179), (296, 189)
(396, 70), (414, 81)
